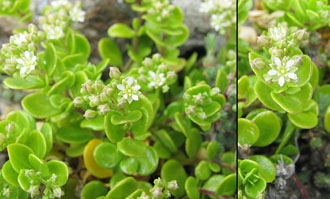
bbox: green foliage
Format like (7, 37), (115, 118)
(0, 0), (235, 198)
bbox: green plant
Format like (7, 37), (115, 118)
(0, 0), (31, 21)
(0, 0), (236, 198)
(238, 0), (330, 198)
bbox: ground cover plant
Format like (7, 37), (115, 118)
(0, 0), (237, 198)
(238, 0), (330, 198)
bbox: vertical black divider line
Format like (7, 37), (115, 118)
(235, 0), (239, 197)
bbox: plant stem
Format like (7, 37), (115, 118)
(292, 172), (310, 199)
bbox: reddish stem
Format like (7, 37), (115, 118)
(292, 173), (310, 199)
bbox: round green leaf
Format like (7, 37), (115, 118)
(111, 110), (142, 125)
(18, 130), (47, 158)
(252, 111), (282, 147)
(271, 83), (313, 114)
(98, 38), (122, 66)
(108, 23), (135, 38)
(94, 142), (122, 169)
(120, 158), (138, 175)
(324, 105), (330, 133)
(155, 129), (178, 153)
(40, 123), (53, 154)
(238, 118), (260, 147)
(244, 177), (266, 198)
(2, 161), (19, 187)
(185, 128), (202, 159)
(57, 124), (94, 144)
(82, 181), (108, 199)
(161, 159), (187, 197)
(117, 137), (147, 157)
(216, 173), (236, 196)
(104, 111), (128, 143)
(206, 141), (219, 160)
(81, 116), (105, 131)
(4, 75), (45, 90)
(288, 110), (318, 129)
(106, 177), (137, 199)
(249, 155), (276, 183)
(254, 80), (285, 112)
(185, 177), (200, 199)
(47, 160), (69, 186)
(203, 175), (225, 194)
(22, 91), (61, 119)
(195, 160), (211, 181)
(135, 146), (159, 176)
(8, 143), (34, 172)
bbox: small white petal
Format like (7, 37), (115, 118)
(16, 58), (24, 65)
(134, 85), (141, 90)
(286, 60), (295, 68)
(126, 77), (134, 86)
(278, 76), (285, 87)
(132, 94), (139, 101)
(117, 84), (124, 90)
(274, 57), (282, 67)
(287, 73), (297, 80)
(149, 71), (156, 78)
(123, 94), (128, 99)
(268, 70), (278, 76)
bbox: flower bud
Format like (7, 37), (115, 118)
(0, 133), (6, 145)
(269, 47), (284, 57)
(73, 97), (84, 107)
(28, 24), (38, 33)
(167, 180), (178, 191)
(152, 53), (161, 61)
(84, 109), (97, 119)
(257, 35), (270, 47)
(89, 96), (100, 107)
(294, 29), (309, 42)
(252, 58), (266, 70)
(154, 178), (164, 188)
(150, 186), (163, 198)
(82, 81), (93, 93)
(92, 81), (104, 93)
(98, 104), (111, 115)
(109, 67), (121, 80)
(210, 87), (220, 96)
(163, 190), (171, 198)
(5, 122), (15, 134)
(142, 58), (152, 67)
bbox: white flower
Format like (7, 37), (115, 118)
(53, 187), (63, 198)
(269, 24), (288, 43)
(2, 188), (10, 197)
(16, 51), (37, 77)
(51, 0), (69, 9)
(148, 71), (166, 89)
(49, 174), (57, 183)
(70, 4), (86, 22)
(45, 25), (64, 40)
(150, 186), (163, 198)
(10, 33), (28, 46)
(117, 77), (141, 104)
(193, 93), (204, 104)
(27, 185), (39, 197)
(264, 56), (298, 87)
(186, 105), (195, 114)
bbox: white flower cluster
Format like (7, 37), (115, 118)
(147, 0), (175, 21)
(39, 0), (85, 40)
(184, 87), (220, 120)
(200, 0), (236, 34)
(263, 56), (300, 87)
(117, 76), (141, 104)
(0, 0), (11, 11)
(74, 69), (142, 119)
(0, 24), (43, 78)
(133, 54), (177, 93)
